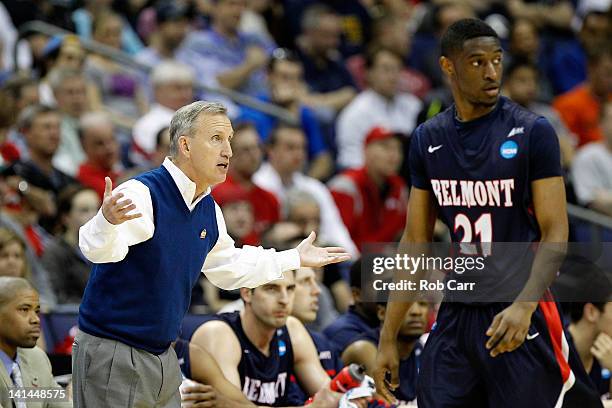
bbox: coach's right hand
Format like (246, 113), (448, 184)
(101, 177), (142, 225)
(373, 336), (400, 404)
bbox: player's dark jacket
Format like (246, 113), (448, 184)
(323, 306), (379, 354)
(174, 338), (191, 379)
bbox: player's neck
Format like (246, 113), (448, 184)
(568, 323), (596, 371)
(397, 336), (418, 360)
(241, 311), (276, 356)
(453, 97), (498, 122)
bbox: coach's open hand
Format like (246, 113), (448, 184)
(101, 177), (142, 225)
(296, 231), (351, 267)
(373, 336), (400, 404)
(486, 302), (536, 357)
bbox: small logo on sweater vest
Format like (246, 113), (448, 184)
(200, 229), (207, 239)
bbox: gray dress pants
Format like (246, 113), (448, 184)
(72, 330), (181, 407)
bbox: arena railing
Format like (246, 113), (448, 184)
(567, 203), (612, 244)
(14, 20), (299, 126)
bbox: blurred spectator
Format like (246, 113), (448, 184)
(503, 59), (576, 168)
(253, 124), (358, 257)
(284, 190), (351, 320)
(322, 259), (381, 354)
(214, 185), (258, 246)
(295, 4), (357, 117)
(0, 227), (30, 279)
(412, 2), (475, 90)
(346, 14), (431, 99)
(329, 127), (408, 250)
(3, 105), (75, 198)
(0, 90), (19, 169)
(72, 0), (144, 55)
(131, 61), (194, 166)
(548, 8), (610, 95)
(505, 19), (553, 102)
(240, 0), (275, 44)
(569, 301), (612, 397)
(48, 69), (89, 177)
(184, 0), (272, 97)
(553, 46), (612, 147)
(42, 185), (98, 304)
(135, 0), (211, 93)
(38, 35), (87, 106)
(212, 122), (280, 237)
(571, 101), (612, 216)
(77, 112), (122, 200)
(3, 74), (40, 158)
(239, 48), (333, 180)
(336, 47), (421, 169)
(506, 0), (575, 30)
(85, 11), (148, 130)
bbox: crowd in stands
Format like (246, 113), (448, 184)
(0, 0), (610, 406)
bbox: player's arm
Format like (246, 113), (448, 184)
(341, 340), (378, 375)
(287, 317), (331, 396)
(486, 118), (568, 357)
(375, 186), (437, 402)
(191, 320), (243, 388)
(187, 342), (256, 406)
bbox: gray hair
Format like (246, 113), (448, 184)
(17, 104), (59, 131)
(48, 68), (85, 93)
(168, 101), (227, 157)
(151, 61), (194, 87)
(286, 188), (319, 212)
(0, 277), (34, 309)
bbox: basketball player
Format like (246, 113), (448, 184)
(374, 19), (601, 408)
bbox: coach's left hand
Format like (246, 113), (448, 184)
(297, 232), (351, 267)
(485, 302), (536, 357)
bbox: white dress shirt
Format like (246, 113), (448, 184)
(79, 158), (300, 290)
(253, 162), (359, 257)
(336, 89), (422, 169)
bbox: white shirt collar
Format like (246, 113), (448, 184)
(162, 157), (211, 210)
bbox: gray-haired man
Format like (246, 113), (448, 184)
(73, 101), (351, 407)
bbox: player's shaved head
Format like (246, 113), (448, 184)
(440, 18), (499, 58)
(0, 277), (34, 309)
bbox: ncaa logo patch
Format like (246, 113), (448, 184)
(278, 340), (287, 356)
(500, 140), (518, 159)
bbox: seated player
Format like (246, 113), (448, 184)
(323, 260), (381, 354)
(569, 302), (612, 398)
(191, 271), (360, 407)
(342, 301), (429, 404)
(287, 267), (343, 403)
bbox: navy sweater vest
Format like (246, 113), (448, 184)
(78, 166), (219, 354)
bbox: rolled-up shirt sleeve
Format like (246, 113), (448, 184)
(78, 180), (155, 263)
(203, 202), (300, 290)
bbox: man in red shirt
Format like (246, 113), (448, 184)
(328, 126), (408, 250)
(212, 122), (280, 236)
(553, 46), (612, 147)
(76, 112), (121, 199)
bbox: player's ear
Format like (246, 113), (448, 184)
(351, 287), (361, 303)
(584, 303), (601, 323)
(440, 56), (454, 77)
(240, 287), (253, 304)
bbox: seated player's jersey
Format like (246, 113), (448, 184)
(287, 328), (343, 403)
(590, 357), (611, 397)
(211, 312), (294, 406)
(410, 97), (563, 300)
(323, 306), (379, 354)
(358, 328), (422, 404)
(174, 338), (191, 379)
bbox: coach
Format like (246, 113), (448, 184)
(73, 101), (350, 407)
